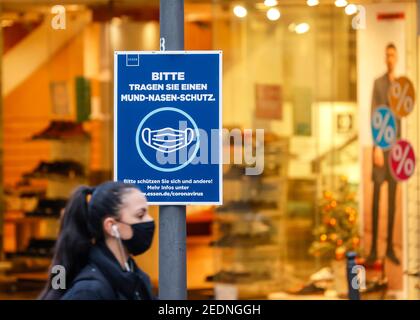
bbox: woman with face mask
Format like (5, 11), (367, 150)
(39, 181), (156, 300)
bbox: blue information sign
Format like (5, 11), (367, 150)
(114, 51), (222, 205)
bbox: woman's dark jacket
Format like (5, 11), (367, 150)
(60, 243), (154, 300)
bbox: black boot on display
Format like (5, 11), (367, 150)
(385, 179), (399, 265)
(386, 247), (400, 265)
(366, 251), (378, 265)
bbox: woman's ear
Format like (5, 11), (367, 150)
(103, 217), (117, 238)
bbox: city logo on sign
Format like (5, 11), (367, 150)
(126, 54), (140, 66)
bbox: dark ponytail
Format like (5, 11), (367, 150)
(39, 181), (136, 299)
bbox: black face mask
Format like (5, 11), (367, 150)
(121, 221), (155, 256)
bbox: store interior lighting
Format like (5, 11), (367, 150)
(233, 5), (247, 18)
(345, 4), (358, 15)
(306, 0), (320, 7)
(264, 0), (278, 7)
(334, 0), (348, 7)
(295, 22), (310, 34)
(267, 8), (281, 21)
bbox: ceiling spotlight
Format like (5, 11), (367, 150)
(264, 0), (278, 7)
(267, 8), (281, 21)
(306, 0), (319, 6)
(295, 23), (310, 34)
(345, 4), (358, 15)
(335, 0), (348, 7)
(233, 5), (247, 18)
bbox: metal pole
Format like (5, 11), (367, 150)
(346, 252), (360, 300)
(0, 5), (4, 261)
(158, 0), (187, 300)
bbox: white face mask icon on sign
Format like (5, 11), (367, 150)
(142, 127), (195, 153)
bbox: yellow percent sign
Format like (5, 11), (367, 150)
(388, 76), (415, 117)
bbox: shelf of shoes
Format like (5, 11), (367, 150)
(3, 121), (91, 264)
(209, 133), (290, 299)
(28, 120), (90, 199)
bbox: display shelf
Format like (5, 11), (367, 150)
(4, 121), (91, 265)
(210, 276), (273, 285)
(186, 209), (214, 224)
(22, 174), (86, 183)
(30, 136), (90, 142)
(214, 246), (284, 255)
(12, 272), (49, 282)
(5, 210), (60, 223)
(214, 211), (283, 221)
(5, 215), (59, 223)
(211, 242), (281, 249)
(186, 209), (215, 236)
(216, 259), (283, 269)
(186, 235), (213, 245)
(214, 280), (283, 299)
(211, 133), (289, 299)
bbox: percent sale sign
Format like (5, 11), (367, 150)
(371, 106), (397, 149)
(370, 75), (417, 182)
(389, 140), (416, 181)
(388, 76), (415, 118)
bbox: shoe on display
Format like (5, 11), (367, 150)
(286, 282), (325, 295)
(359, 278), (388, 299)
(224, 165), (245, 180)
(20, 196), (38, 212)
(26, 198), (67, 217)
(261, 165), (280, 178)
(404, 270), (420, 277)
(59, 121), (90, 139)
(13, 238), (56, 258)
(360, 278), (388, 294)
(366, 251), (378, 265)
(24, 160), (85, 179)
(249, 220), (272, 234)
(258, 181), (280, 194)
(31, 121), (60, 140)
(206, 270), (251, 284)
(5, 189), (44, 211)
(385, 248), (400, 265)
(32, 120), (89, 140)
(51, 160), (85, 177)
(253, 201), (278, 210)
(216, 200), (253, 213)
(206, 270), (271, 284)
(210, 232), (275, 248)
(309, 267), (334, 282)
(5, 193), (22, 211)
(26, 161), (49, 176)
(219, 217), (275, 238)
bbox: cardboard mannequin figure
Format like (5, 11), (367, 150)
(368, 43), (400, 265)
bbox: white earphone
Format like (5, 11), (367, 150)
(111, 224), (120, 238)
(111, 224), (131, 272)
